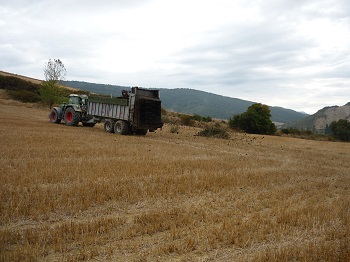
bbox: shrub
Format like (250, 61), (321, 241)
(197, 127), (229, 139)
(229, 103), (276, 135)
(6, 90), (41, 103)
(281, 128), (301, 135)
(330, 119), (350, 141)
(161, 116), (170, 124)
(40, 81), (67, 108)
(281, 128), (314, 136)
(191, 114), (212, 122)
(0, 75), (41, 92)
(180, 114), (194, 126)
(169, 125), (179, 134)
(161, 107), (167, 115)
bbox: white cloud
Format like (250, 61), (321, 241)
(1, 0), (350, 114)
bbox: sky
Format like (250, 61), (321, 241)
(1, 0), (350, 114)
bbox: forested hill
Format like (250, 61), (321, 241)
(61, 80), (308, 123)
(158, 88), (307, 123)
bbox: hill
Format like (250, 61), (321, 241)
(0, 70), (42, 85)
(284, 104), (350, 133)
(0, 71), (308, 123)
(61, 80), (308, 123)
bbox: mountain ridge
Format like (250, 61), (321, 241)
(61, 80), (308, 123)
(0, 70), (309, 124)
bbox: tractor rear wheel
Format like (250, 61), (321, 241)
(49, 109), (61, 123)
(65, 107), (80, 126)
(104, 119), (115, 133)
(114, 120), (130, 135)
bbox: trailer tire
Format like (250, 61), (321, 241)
(49, 109), (61, 124)
(65, 107), (80, 126)
(114, 120), (130, 135)
(104, 119), (115, 133)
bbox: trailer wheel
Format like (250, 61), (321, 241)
(114, 120), (130, 135)
(49, 109), (61, 123)
(65, 107), (80, 126)
(104, 119), (115, 133)
(134, 129), (148, 135)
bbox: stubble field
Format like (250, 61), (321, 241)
(0, 97), (349, 261)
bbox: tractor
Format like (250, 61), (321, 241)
(49, 94), (95, 127)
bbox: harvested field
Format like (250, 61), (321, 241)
(0, 98), (349, 261)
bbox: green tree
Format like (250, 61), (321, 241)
(40, 80), (66, 108)
(229, 103), (276, 135)
(329, 119), (350, 141)
(40, 59), (67, 108)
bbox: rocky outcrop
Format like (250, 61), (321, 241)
(283, 103), (350, 133)
(314, 105), (350, 133)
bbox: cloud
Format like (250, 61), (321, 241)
(1, 0), (350, 113)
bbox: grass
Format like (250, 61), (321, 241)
(0, 97), (349, 261)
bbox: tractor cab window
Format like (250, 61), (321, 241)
(69, 96), (80, 105)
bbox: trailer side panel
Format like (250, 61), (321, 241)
(87, 101), (129, 121)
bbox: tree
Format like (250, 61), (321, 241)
(329, 119), (350, 141)
(40, 59), (67, 108)
(229, 103), (276, 135)
(40, 80), (66, 108)
(43, 59), (66, 82)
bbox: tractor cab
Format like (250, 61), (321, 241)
(68, 94), (88, 106)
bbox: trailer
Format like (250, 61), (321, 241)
(49, 87), (163, 135)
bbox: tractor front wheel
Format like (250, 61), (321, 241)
(65, 107), (80, 126)
(114, 120), (130, 135)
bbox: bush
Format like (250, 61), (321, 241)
(169, 125), (179, 134)
(277, 128), (333, 141)
(161, 107), (167, 115)
(281, 128), (302, 135)
(40, 81), (67, 108)
(180, 114), (194, 126)
(0, 75), (41, 92)
(191, 114), (212, 122)
(330, 119), (350, 141)
(6, 90), (41, 103)
(197, 127), (230, 139)
(229, 103), (276, 135)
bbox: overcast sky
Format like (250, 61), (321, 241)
(1, 0), (350, 114)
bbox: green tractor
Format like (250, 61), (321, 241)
(49, 94), (95, 127)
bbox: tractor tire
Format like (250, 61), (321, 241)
(134, 129), (148, 135)
(65, 107), (80, 126)
(104, 119), (115, 133)
(49, 109), (61, 124)
(114, 120), (130, 135)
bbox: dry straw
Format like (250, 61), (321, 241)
(0, 98), (349, 261)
